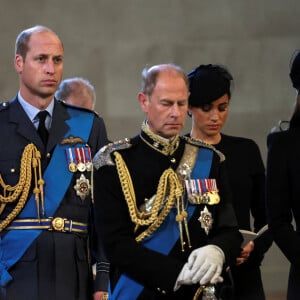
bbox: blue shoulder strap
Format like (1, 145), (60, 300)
(110, 147), (213, 300)
(0, 109), (94, 287)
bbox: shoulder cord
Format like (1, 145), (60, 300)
(113, 151), (184, 243)
(0, 144), (44, 231)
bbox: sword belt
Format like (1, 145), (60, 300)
(4, 217), (88, 234)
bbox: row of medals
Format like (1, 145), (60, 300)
(69, 160), (93, 173)
(67, 147), (93, 173)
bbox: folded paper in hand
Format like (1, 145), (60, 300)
(239, 224), (268, 247)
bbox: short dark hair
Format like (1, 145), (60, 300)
(188, 64), (234, 107)
(289, 50), (300, 91)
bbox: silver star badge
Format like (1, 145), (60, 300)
(198, 206), (213, 235)
(74, 174), (91, 201)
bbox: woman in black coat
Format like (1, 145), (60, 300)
(266, 50), (300, 300)
(187, 64), (273, 300)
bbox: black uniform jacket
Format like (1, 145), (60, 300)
(0, 97), (108, 300)
(266, 128), (300, 298)
(94, 133), (242, 299)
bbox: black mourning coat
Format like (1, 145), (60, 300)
(266, 128), (300, 300)
(215, 134), (272, 300)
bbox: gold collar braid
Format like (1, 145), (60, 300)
(113, 151), (184, 243)
(141, 122), (180, 156)
(0, 143), (45, 231)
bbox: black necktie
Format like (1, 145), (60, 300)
(37, 111), (49, 145)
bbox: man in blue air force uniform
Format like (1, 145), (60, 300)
(93, 64), (242, 299)
(0, 25), (109, 300)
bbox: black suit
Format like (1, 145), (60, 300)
(266, 128), (300, 300)
(0, 97), (108, 300)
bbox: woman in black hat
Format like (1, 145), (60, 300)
(187, 64), (272, 300)
(266, 50), (300, 300)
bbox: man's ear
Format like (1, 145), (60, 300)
(138, 92), (149, 113)
(14, 55), (24, 73)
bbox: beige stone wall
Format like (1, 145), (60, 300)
(2, 0), (299, 294)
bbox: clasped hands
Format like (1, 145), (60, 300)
(175, 245), (225, 290)
(236, 240), (254, 265)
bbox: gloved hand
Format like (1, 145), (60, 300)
(187, 245), (225, 285)
(174, 263), (194, 291)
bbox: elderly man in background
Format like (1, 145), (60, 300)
(55, 77), (96, 110)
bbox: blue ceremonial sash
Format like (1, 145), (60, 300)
(0, 108), (94, 287)
(110, 147), (213, 300)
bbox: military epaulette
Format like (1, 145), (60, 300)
(183, 136), (225, 162)
(0, 101), (10, 111)
(93, 138), (132, 170)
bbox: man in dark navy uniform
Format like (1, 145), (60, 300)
(0, 25), (109, 300)
(93, 64), (242, 299)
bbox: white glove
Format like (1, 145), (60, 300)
(187, 245), (225, 285)
(174, 263), (193, 291)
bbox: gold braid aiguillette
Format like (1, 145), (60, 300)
(114, 151), (188, 248)
(0, 143), (45, 231)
